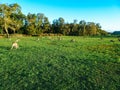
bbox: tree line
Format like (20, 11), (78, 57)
(0, 3), (108, 37)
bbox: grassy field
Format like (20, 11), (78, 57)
(0, 36), (120, 90)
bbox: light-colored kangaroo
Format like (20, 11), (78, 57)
(11, 39), (20, 49)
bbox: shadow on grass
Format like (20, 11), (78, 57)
(0, 46), (11, 51)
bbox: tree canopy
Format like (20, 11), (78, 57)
(0, 3), (108, 37)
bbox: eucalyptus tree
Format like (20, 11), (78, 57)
(0, 16), (3, 34)
(52, 19), (59, 33)
(72, 19), (79, 35)
(52, 17), (65, 34)
(69, 23), (74, 35)
(64, 23), (70, 35)
(86, 22), (97, 36)
(0, 4), (12, 37)
(79, 20), (86, 36)
(95, 23), (108, 35)
(26, 13), (37, 35)
(35, 13), (45, 34)
(9, 3), (23, 33)
(95, 23), (102, 35)
(10, 11), (25, 34)
(42, 16), (50, 33)
(69, 19), (79, 35)
(58, 17), (65, 34)
(0, 3), (22, 37)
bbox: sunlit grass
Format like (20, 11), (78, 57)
(0, 36), (120, 90)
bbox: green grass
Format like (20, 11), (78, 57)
(0, 36), (120, 90)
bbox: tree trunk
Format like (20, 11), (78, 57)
(83, 25), (86, 36)
(4, 23), (9, 38)
(5, 27), (9, 38)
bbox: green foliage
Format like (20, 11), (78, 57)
(0, 3), (23, 37)
(0, 3), (108, 36)
(0, 36), (120, 90)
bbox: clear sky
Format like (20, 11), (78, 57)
(0, 0), (120, 32)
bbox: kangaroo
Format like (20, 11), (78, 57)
(11, 39), (20, 49)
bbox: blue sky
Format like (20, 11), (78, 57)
(0, 0), (120, 32)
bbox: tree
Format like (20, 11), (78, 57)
(0, 3), (108, 36)
(86, 22), (97, 36)
(58, 17), (65, 34)
(52, 19), (59, 33)
(69, 19), (79, 35)
(0, 16), (3, 34)
(63, 23), (70, 35)
(42, 16), (50, 33)
(79, 20), (86, 36)
(72, 19), (79, 35)
(36, 13), (44, 34)
(0, 4), (11, 37)
(10, 11), (25, 34)
(95, 23), (102, 35)
(0, 3), (22, 37)
(25, 13), (37, 35)
(95, 23), (108, 36)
